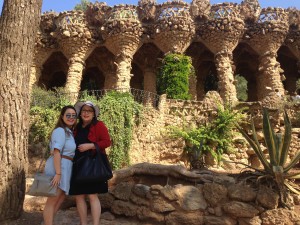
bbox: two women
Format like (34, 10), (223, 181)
(43, 101), (111, 225)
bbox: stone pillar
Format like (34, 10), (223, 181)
(215, 50), (238, 103)
(257, 51), (285, 106)
(115, 53), (133, 90)
(64, 57), (85, 102)
(143, 68), (157, 106)
(104, 70), (117, 90)
(189, 75), (197, 100)
(197, 77), (206, 101)
(144, 68), (156, 93)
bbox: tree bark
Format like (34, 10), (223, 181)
(0, 0), (42, 221)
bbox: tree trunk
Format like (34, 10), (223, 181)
(0, 0), (42, 221)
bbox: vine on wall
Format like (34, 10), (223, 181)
(157, 53), (194, 100)
(99, 91), (143, 169)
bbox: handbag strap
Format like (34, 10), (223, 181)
(36, 129), (66, 173)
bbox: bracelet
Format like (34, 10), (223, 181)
(56, 173), (61, 175)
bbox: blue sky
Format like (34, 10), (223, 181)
(0, 0), (299, 13)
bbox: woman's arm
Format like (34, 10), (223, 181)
(52, 148), (62, 186)
(93, 121), (111, 149)
(49, 127), (65, 186)
(78, 121), (111, 153)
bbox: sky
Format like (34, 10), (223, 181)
(0, 0), (299, 13)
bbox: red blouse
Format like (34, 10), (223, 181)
(74, 121), (111, 154)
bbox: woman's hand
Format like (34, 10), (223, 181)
(52, 174), (61, 187)
(77, 143), (94, 152)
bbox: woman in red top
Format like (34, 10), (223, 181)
(69, 101), (111, 225)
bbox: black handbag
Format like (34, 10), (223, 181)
(73, 143), (113, 182)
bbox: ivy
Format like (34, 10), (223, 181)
(98, 91), (143, 169)
(157, 53), (194, 100)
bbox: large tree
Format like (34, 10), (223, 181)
(0, 0), (42, 222)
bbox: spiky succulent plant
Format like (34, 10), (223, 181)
(237, 108), (300, 207)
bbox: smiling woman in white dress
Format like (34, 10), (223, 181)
(43, 105), (77, 225)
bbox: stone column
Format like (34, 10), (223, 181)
(215, 50), (238, 103)
(144, 68), (156, 93)
(104, 70), (117, 90)
(189, 75), (197, 100)
(64, 57), (85, 102)
(256, 51), (285, 106)
(143, 68), (157, 106)
(114, 53), (133, 91)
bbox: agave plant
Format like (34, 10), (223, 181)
(237, 108), (300, 207)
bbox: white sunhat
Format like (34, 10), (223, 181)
(74, 101), (100, 117)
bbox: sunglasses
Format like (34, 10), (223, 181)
(65, 114), (77, 119)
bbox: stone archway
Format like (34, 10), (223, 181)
(132, 43), (164, 93)
(130, 63), (143, 90)
(186, 42), (215, 100)
(233, 43), (259, 102)
(38, 51), (68, 89)
(80, 67), (105, 91)
(277, 46), (299, 95)
(84, 46), (116, 90)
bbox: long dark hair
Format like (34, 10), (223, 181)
(53, 105), (77, 134)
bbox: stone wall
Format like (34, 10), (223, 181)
(97, 163), (300, 225)
(129, 93), (300, 170)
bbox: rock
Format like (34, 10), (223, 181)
(173, 185), (208, 210)
(223, 201), (259, 218)
(203, 183), (228, 207)
(227, 184), (256, 202)
(261, 208), (300, 225)
(256, 186), (279, 209)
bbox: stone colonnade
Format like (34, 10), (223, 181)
(31, 1), (300, 106)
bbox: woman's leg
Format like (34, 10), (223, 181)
(88, 194), (101, 225)
(54, 190), (66, 214)
(76, 195), (88, 225)
(43, 189), (65, 225)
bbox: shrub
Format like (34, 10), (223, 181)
(168, 104), (246, 169)
(29, 86), (72, 147)
(98, 91), (143, 169)
(157, 53), (193, 100)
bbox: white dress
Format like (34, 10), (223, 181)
(44, 127), (76, 195)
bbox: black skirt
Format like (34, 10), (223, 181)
(69, 125), (108, 195)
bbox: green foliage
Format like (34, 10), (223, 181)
(237, 109), (300, 207)
(235, 74), (248, 101)
(168, 104), (246, 168)
(157, 53), (193, 100)
(30, 107), (59, 144)
(31, 86), (72, 110)
(98, 91), (143, 170)
(74, 0), (90, 11)
(29, 86), (72, 147)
